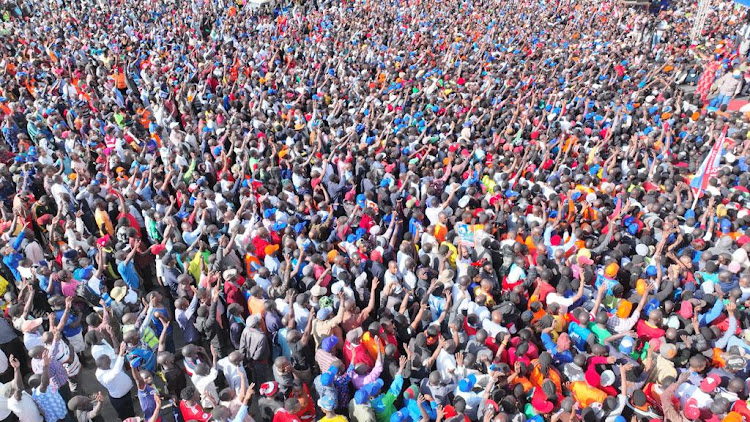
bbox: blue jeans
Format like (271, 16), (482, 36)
(710, 94), (732, 107)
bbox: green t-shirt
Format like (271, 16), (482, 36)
(587, 322), (612, 345)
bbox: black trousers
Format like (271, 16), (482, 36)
(0, 338), (27, 383)
(109, 391), (136, 420)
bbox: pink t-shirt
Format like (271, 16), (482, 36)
(61, 280), (80, 297)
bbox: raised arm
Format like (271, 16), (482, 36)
(8, 354), (23, 400)
(89, 392), (105, 420)
(158, 321), (171, 353)
(55, 296), (74, 332)
(131, 362), (146, 390)
(358, 278), (380, 323)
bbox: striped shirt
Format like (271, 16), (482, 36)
(49, 339), (81, 377)
(31, 357), (68, 393)
(314, 349), (338, 374)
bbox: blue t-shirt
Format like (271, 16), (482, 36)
(137, 384), (158, 420)
(568, 321), (592, 351)
(55, 309), (82, 337)
(117, 261), (140, 290)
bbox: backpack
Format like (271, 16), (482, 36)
(75, 282), (101, 306)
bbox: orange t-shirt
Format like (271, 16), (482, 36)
(570, 381), (607, 407)
(362, 332), (384, 361)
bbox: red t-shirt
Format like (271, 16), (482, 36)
(636, 320), (665, 341)
(343, 341), (375, 368)
(179, 401), (210, 422)
(273, 409), (302, 422)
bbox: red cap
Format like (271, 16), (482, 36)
(150, 244), (166, 255)
(685, 398), (701, 420)
(700, 373), (721, 393)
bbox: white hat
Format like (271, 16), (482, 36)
(635, 244), (649, 257)
(310, 285), (327, 297)
(600, 370), (616, 387)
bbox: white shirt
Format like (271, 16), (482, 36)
(0, 383), (10, 419)
(546, 292), (577, 310)
(675, 383), (713, 409)
(467, 303), (490, 321)
(95, 355), (134, 398)
(7, 391), (43, 422)
(425, 206), (444, 226)
(384, 271), (404, 295)
(91, 342), (117, 364)
(22, 332), (43, 354)
(435, 349), (457, 381)
(24, 242), (44, 265)
(482, 319), (508, 338)
(217, 358), (248, 394)
(192, 368), (219, 409)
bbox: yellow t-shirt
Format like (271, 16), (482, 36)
(95, 208), (114, 236)
(441, 241), (458, 268)
(319, 416), (348, 422)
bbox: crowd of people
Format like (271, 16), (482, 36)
(0, 0), (749, 420)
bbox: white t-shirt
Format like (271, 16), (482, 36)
(192, 368), (219, 408)
(546, 292), (577, 310)
(482, 319), (508, 338)
(435, 349), (457, 381)
(217, 358), (247, 394)
(91, 342), (117, 364)
(425, 206), (444, 226)
(675, 383), (713, 409)
(7, 392), (43, 422)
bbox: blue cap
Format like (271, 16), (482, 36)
(356, 194), (366, 208)
(619, 336), (635, 354)
(571, 191), (582, 201)
(272, 222), (287, 232)
(317, 308), (332, 320)
(390, 411), (408, 422)
(294, 222), (307, 234)
(321, 336), (338, 352)
(371, 396), (386, 413)
(721, 218), (732, 232)
(263, 208), (277, 219)
(354, 389), (370, 405)
(320, 368), (335, 386)
(355, 227), (367, 240)
(364, 379), (384, 396)
(646, 265), (657, 277)
(643, 298), (660, 316)
(318, 395), (336, 411)
(458, 373), (477, 392)
(684, 209), (696, 220)
(628, 223), (639, 235)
